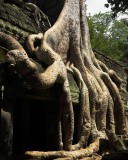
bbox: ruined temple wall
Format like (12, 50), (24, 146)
(95, 52), (127, 91)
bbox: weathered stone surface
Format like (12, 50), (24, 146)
(0, 3), (50, 50)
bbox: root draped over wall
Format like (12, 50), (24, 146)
(0, 0), (126, 159)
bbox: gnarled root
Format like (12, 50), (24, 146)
(98, 60), (122, 89)
(25, 138), (99, 159)
(0, 32), (66, 90)
(26, 0), (126, 152)
(0, 31), (74, 151)
(1, 0), (126, 157)
(61, 79), (74, 150)
(68, 63), (91, 150)
(0, 32), (24, 51)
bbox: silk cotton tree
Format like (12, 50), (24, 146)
(0, 0), (126, 159)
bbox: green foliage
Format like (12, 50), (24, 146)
(88, 12), (128, 62)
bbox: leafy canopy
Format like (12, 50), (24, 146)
(88, 12), (128, 62)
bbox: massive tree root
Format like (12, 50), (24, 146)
(0, 0), (126, 159)
(26, 0), (126, 151)
(0, 32), (74, 151)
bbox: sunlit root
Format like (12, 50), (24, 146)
(101, 72), (126, 134)
(27, 33), (74, 151)
(61, 79), (74, 150)
(1, 0), (126, 157)
(27, 33), (44, 53)
(70, 64), (91, 150)
(6, 49), (66, 90)
(98, 60), (122, 89)
(25, 138), (99, 159)
(26, 0), (126, 149)
(0, 32), (66, 90)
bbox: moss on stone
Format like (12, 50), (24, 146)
(0, 48), (7, 64)
(68, 73), (80, 104)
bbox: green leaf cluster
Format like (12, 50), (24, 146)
(88, 12), (128, 62)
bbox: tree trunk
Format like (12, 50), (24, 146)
(0, 0), (127, 159)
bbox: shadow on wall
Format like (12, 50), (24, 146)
(0, 108), (13, 160)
